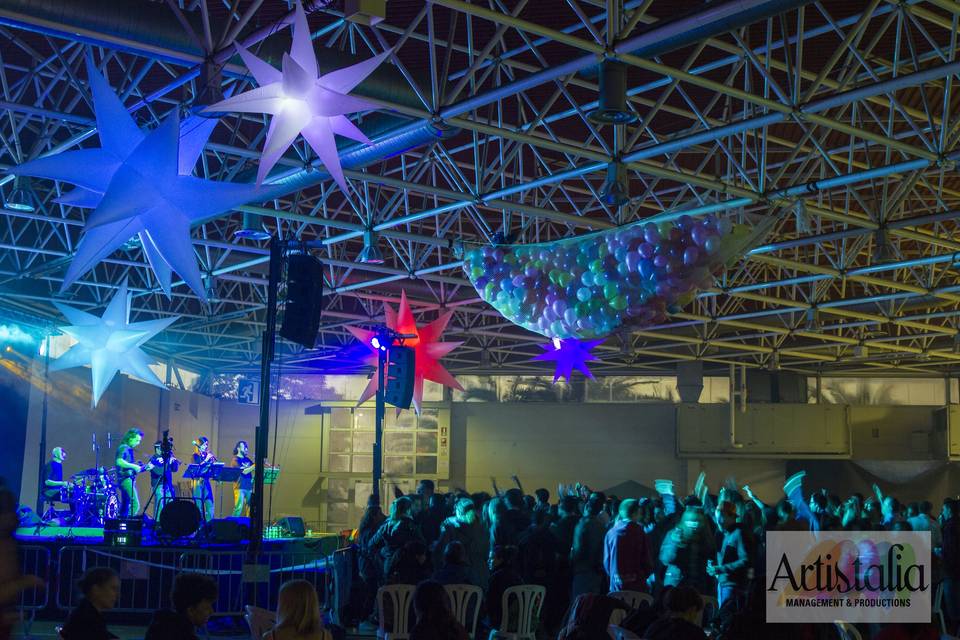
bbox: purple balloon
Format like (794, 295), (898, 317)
(639, 259), (655, 279)
(683, 247), (700, 266)
(643, 223), (661, 244)
(639, 242), (655, 259)
(704, 236), (720, 254)
(653, 254), (668, 268)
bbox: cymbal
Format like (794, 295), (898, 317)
(72, 468), (100, 477)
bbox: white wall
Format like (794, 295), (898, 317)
(451, 402), (684, 496)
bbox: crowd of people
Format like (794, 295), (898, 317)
(2, 471), (960, 640)
(352, 473), (960, 640)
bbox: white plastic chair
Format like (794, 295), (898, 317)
(488, 584), (545, 640)
(607, 624), (641, 640)
(377, 584), (416, 640)
(608, 590), (653, 610)
(834, 621), (863, 640)
(244, 605), (275, 640)
(444, 583), (482, 639)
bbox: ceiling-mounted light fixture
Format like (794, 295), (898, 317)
(357, 228), (384, 264)
(599, 161), (630, 207)
(587, 60), (638, 125)
(4, 177), (35, 212)
(234, 211), (271, 241)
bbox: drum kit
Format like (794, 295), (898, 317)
(53, 466), (121, 526)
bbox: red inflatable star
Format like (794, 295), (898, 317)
(347, 291), (463, 414)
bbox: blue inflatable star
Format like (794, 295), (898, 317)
(532, 338), (603, 382)
(10, 60), (263, 300)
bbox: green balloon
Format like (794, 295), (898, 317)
(611, 295), (628, 310)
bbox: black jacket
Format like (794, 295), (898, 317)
(643, 616), (707, 640)
(61, 599), (118, 640)
(144, 609), (198, 640)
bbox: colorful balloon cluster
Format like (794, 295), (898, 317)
(463, 215), (749, 340)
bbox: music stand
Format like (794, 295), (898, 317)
(184, 463), (223, 522)
(216, 467), (243, 483)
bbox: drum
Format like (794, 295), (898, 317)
(59, 481), (82, 503)
(158, 499), (202, 538)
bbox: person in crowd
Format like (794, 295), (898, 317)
(232, 441), (254, 518)
(570, 493), (607, 599)
(490, 488), (530, 550)
(265, 579), (332, 640)
(433, 497), (488, 587)
(432, 541), (475, 586)
(485, 545), (523, 632)
(368, 496), (424, 583)
(533, 488), (552, 520)
(0, 477), (44, 640)
(144, 573), (218, 640)
(356, 494), (386, 618)
(409, 580), (469, 640)
(603, 498), (652, 593)
(939, 498), (960, 633)
(660, 506), (716, 596)
(909, 500), (942, 547)
(707, 501), (751, 610)
(385, 540), (432, 586)
(419, 493), (447, 545)
(518, 508), (558, 588)
(641, 586), (707, 640)
(546, 494), (581, 631)
(557, 593), (628, 640)
(61, 568), (120, 640)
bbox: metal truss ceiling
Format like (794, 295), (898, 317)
(1, 0), (960, 379)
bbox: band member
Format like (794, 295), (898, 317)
(148, 439), (180, 520)
(232, 441), (254, 517)
(42, 447), (69, 502)
(115, 428), (152, 518)
(192, 436), (215, 522)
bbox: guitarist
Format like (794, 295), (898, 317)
(115, 428), (153, 518)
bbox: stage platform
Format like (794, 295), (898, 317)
(14, 524), (328, 547)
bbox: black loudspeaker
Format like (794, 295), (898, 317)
(384, 346), (415, 409)
(280, 253), (324, 349)
(277, 516), (306, 538)
(202, 517), (250, 543)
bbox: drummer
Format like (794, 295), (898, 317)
(42, 447), (74, 516)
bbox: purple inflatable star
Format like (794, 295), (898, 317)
(532, 338), (603, 382)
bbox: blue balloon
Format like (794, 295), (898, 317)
(577, 287), (592, 302)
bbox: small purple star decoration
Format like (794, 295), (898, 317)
(533, 337), (603, 382)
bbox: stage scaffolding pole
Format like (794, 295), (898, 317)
(250, 237), (282, 558)
(35, 334), (50, 515)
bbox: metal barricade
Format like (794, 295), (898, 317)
(16, 544), (50, 638)
(17, 545), (50, 611)
(178, 549), (244, 616)
(56, 545), (184, 613)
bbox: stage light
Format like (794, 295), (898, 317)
(370, 336), (382, 350)
(552, 337), (562, 350)
(234, 211), (271, 241)
(4, 177), (35, 212)
(357, 229), (384, 264)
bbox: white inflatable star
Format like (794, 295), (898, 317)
(205, 0), (387, 191)
(10, 60), (263, 300)
(52, 279), (179, 407)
